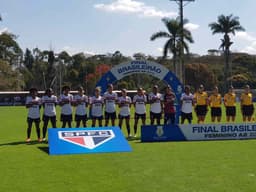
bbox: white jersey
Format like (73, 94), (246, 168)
(59, 94), (73, 115)
(74, 94), (88, 116)
(118, 96), (132, 116)
(181, 93), (194, 113)
(133, 94), (147, 114)
(90, 96), (104, 117)
(26, 96), (41, 119)
(42, 95), (57, 116)
(103, 91), (118, 113)
(148, 92), (162, 113)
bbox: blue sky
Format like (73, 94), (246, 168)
(1, 0), (256, 56)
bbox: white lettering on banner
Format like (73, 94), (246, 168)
(111, 61), (169, 80)
(180, 123), (256, 140)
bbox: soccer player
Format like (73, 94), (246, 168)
(73, 86), (88, 127)
(148, 85), (163, 125)
(59, 85), (73, 128)
(224, 86), (236, 122)
(25, 88), (41, 142)
(90, 87), (104, 127)
(103, 84), (118, 126)
(180, 85), (194, 124)
(163, 85), (176, 124)
(118, 89), (132, 137)
(240, 85), (254, 122)
(208, 86), (222, 122)
(194, 84), (208, 124)
(133, 87), (147, 137)
(41, 88), (57, 141)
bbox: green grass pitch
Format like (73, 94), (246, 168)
(1, 105), (256, 192)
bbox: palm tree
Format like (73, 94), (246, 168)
(150, 17), (194, 76)
(209, 14), (245, 90)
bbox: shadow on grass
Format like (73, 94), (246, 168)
(126, 136), (141, 142)
(38, 147), (49, 154)
(0, 140), (47, 146)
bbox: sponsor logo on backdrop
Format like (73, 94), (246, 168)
(156, 126), (164, 137)
(58, 130), (115, 149)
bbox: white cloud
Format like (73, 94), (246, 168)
(233, 32), (256, 54)
(0, 27), (10, 34)
(94, 0), (177, 18)
(61, 46), (96, 56)
(157, 47), (163, 53)
(235, 31), (256, 42)
(184, 23), (199, 31)
(240, 41), (256, 55)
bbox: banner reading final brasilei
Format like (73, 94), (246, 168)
(180, 123), (256, 140)
(141, 123), (256, 142)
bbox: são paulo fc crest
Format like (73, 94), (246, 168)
(58, 130), (115, 150)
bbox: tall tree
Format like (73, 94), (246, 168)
(209, 14), (245, 90)
(0, 33), (23, 66)
(150, 17), (194, 76)
(24, 48), (34, 69)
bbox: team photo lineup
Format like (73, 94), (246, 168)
(25, 82), (255, 142)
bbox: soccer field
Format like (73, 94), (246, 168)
(1, 106), (256, 192)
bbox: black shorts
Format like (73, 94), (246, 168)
(211, 107), (222, 117)
(105, 112), (116, 120)
(43, 115), (56, 122)
(118, 114), (130, 120)
(242, 105), (254, 116)
(195, 105), (207, 116)
(135, 113), (146, 120)
(150, 112), (162, 119)
(75, 114), (87, 121)
(60, 114), (72, 122)
(164, 113), (175, 124)
(226, 106), (236, 116)
(27, 117), (40, 123)
(91, 115), (103, 120)
(181, 112), (192, 121)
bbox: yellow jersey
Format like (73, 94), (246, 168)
(224, 93), (236, 107)
(194, 91), (208, 105)
(240, 93), (253, 105)
(209, 94), (222, 107)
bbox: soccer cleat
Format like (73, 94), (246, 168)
(26, 138), (31, 142)
(38, 138), (43, 142)
(42, 138), (47, 142)
(133, 134), (137, 138)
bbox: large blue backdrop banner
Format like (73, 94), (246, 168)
(96, 60), (183, 123)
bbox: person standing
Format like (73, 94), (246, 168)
(180, 85), (194, 124)
(163, 85), (176, 124)
(41, 88), (57, 141)
(118, 89), (132, 137)
(59, 85), (73, 128)
(133, 87), (147, 137)
(208, 86), (222, 123)
(73, 86), (88, 127)
(194, 84), (208, 124)
(90, 87), (104, 127)
(25, 88), (41, 142)
(240, 85), (254, 122)
(103, 84), (118, 126)
(148, 85), (163, 125)
(224, 86), (236, 122)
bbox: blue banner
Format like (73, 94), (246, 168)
(48, 127), (132, 155)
